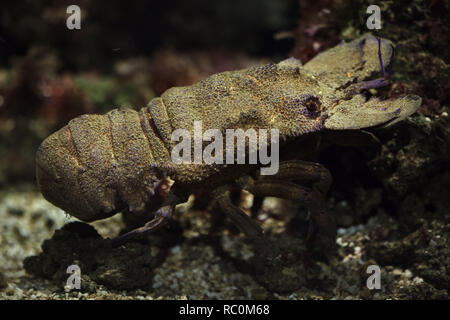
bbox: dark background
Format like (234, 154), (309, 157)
(0, 0), (299, 71)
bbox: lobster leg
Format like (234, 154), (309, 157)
(257, 159), (332, 195)
(214, 186), (267, 272)
(215, 187), (265, 243)
(241, 160), (336, 250)
(111, 193), (181, 248)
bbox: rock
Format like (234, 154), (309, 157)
(23, 221), (168, 291)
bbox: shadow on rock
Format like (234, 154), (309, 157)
(23, 221), (171, 291)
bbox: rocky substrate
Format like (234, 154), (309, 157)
(0, 187), (448, 300)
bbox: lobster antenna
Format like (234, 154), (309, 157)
(377, 36), (386, 79)
(387, 43), (395, 81)
(377, 34), (396, 82)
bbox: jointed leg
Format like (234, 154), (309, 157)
(241, 160), (336, 250)
(250, 195), (264, 219)
(257, 159), (331, 196)
(112, 193), (181, 248)
(245, 160), (331, 214)
(214, 187), (264, 243)
(213, 186), (267, 272)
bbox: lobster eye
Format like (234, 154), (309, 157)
(304, 96), (321, 116)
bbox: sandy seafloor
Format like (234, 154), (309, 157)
(0, 185), (448, 300)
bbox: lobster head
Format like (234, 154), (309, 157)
(276, 34), (421, 134)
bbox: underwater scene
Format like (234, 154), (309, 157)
(0, 0), (449, 301)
